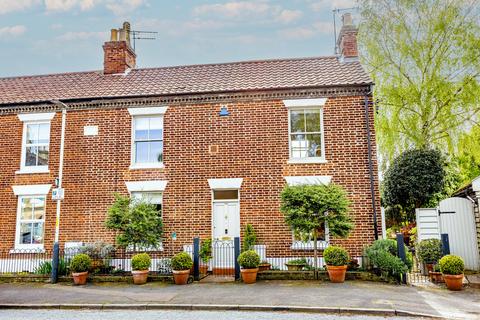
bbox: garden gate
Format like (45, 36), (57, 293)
(193, 237), (240, 281)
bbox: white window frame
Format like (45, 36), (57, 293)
(128, 107), (168, 170)
(12, 184), (51, 251)
(284, 99), (327, 164)
(16, 113), (55, 174)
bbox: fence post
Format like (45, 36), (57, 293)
(234, 237), (240, 281)
(50, 243), (60, 283)
(441, 233), (450, 256)
(396, 233), (407, 284)
(193, 237), (200, 281)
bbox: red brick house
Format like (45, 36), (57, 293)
(0, 16), (380, 268)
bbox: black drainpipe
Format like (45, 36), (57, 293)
(364, 85), (379, 240)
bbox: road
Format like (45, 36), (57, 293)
(0, 310), (419, 320)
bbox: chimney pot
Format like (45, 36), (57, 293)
(342, 13), (353, 26)
(110, 29), (118, 41)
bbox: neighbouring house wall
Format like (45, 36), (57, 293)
(0, 96), (381, 257)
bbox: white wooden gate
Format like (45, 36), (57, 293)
(416, 197), (480, 270)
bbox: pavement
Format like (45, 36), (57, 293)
(0, 280), (479, 319)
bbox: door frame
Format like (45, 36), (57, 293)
(211, 189), (240, 240)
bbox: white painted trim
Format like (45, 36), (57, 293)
(17, 113), (55, 122)
(125, 180), (168, 193)
(14, 194), (47, 250)
(284, 176), (331, 186)
(19, 120), (52, 174)
(15, 167), (50, 174)
(291, 240), (328, 250)
(208, 178), (243, 190)
(127, 106), (168, 116)
(130, 113), (165, 168)
(282, 98), (327, 108)
(12, 184), (52, 196)
(129, 163), (165, 170)
(472, 176), (480, 192)
(287, 158), (328, 164)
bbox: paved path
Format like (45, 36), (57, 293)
(0, 280), (479, 319)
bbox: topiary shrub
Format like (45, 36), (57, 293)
(416, 239), (443, 263)
(131, 253), (151, 271)
(70, 254), (92, 273)
(439, 255), (464, 275)
(324, 246), (349, 266)
(242, 224), (257, 252)
(171, 252), (193, 271)
(237, 250), (260, 269)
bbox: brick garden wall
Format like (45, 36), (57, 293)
(0, 96), (381, 257)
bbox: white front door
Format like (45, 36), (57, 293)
(213, 201), (240, 240)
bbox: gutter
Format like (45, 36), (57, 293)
(364, 85), (379, 240)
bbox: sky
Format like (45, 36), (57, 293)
(0, 0), (358, 77)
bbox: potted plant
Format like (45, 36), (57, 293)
(324, 246), (349, 283)
(80, 242), (115, 274)
(258, 260), (271, 272)
(285, 258), (307, 271)
(238, 250), (260, 284)
(171, 252), (193, 285)
(439, 255), (464, 291)
(70, 253), (92, 285)
(131, 253), (151, 285)
(416, 239), (442, 274)
(429, 264), (443, 283)
(199, 238), (212, 274)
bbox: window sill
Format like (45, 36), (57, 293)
(10, 247), (45, 254)
(15, 167), (50, 174)
(129, 163), (165, 170)
(291, 241), (328, 250)
(288, 158), (328, 164)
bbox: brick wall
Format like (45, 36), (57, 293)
(0, 96), (381, 257)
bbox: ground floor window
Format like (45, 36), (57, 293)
(128, 192), (163, 252)
(16, 196), (45, 249)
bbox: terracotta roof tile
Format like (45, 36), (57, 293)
(0, 56), (371, 105)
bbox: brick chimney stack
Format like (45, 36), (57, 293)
(337, 13), (358, 62)
(103, 22), (136, 74)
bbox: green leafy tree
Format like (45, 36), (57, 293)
(382, 149), (446, 223)
(105, 194), (163, 251)
(280, 183), (353, 271)
(358, 0), (480, 169)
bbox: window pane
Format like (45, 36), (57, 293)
(134, 118), (149, 140)
(25, 146), (38, 166)
(20, 198), (33, 220)
(32, 223), (44, 244)
(290, 111), (305, 133)
(38, 123), (50, 144)
(291, 134), (308, 158)
(26, 124), (39, 144)
(135, 141), (149, 163)
(305, 109), (321, 132)
(32, 197), (45, 220)
(149, 117), (163, 140)
(306, 134), (322, 157)
(213, 190), (238, 200)
(37, 146), (49, 166)
(20, 223), (33, 244)
(149, 141), (163, 163)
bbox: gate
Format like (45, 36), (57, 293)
(194, 237), (240, 280)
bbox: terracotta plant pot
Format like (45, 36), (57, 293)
(72, 271), (88, 285)
(199, 265), (209, 275)
(326, 265), (347, 283)
(425, 263), (434, 275)
(285, 264), (305, 271)
(258, 263), (271, 272)
(443, 274), (464, 291)
(173, 269), (191, 285)
(241, 268), (259, 284)
(132, 270), (149, 285)
(429, 271), (444, 283)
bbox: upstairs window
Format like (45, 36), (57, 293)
(289, 108), (325, 161)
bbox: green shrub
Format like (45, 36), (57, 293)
(286, 258), (308, 265)
(171, 252), (193, 271)
(70, 254), (92, 273)
(416, 239), (442, 263)
(368, 239), (397, 255)
(242, 224), (257, 252)
(199, 239), (212, 263)
(439, 255), (464, 275)
(323, 246), (349, 266)
(365, 239), (409, 280)
(131, 253), (151, 271)
(34, 259), (68, 276)
(237, 250), (260, 269)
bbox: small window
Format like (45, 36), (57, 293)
(213, 190), (239, 200)
(16, 196), (45, 248)
(133, 116), (163, 164)
(21, 122), (50, 169)
(131, 192), (163, 214)
(289, 108), (324, 160)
